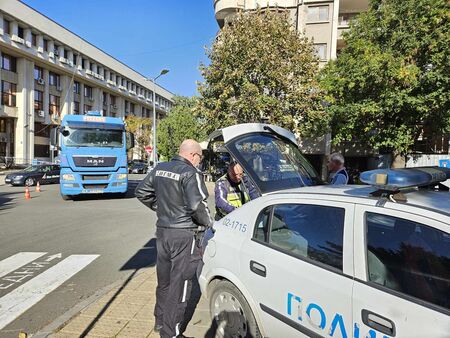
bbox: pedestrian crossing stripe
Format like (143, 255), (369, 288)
(0, 252), (99, 330)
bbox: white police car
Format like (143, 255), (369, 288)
(199, 124), (450, 338)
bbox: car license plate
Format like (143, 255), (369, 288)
(82, 189), (104, 194)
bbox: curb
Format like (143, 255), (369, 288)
(31, 269), (152, 338)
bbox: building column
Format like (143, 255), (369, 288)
(37, 34), (44, 53)
(80, 83), (85, 113)
(24, 28), (32, 48)
(60, 75), (72, 118)
(11, 21), (18, 38)
(67, 50), (74, 66)
(117, 96), (125, 119)
(0, 13), (4, 36)
(48, 40), (55, 57)
(330, 0), (340, 60)
(93, 87), (102, 111)
(58, 45), (64, 61)
(15, 57), (35, 164)
(43, 69), (50, 125)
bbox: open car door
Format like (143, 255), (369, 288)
(206, 123), (321, 195)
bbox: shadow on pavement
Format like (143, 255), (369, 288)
(70, 179), (142, 201)
(78, 238), (157, 338)
(0, 191), (21, 213)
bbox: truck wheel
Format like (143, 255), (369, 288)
(61, 194), (71, 201)
(25, 177), (35, 186)
(209, 280), (261, 338)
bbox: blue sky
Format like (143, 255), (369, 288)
(22, 0), (219, 97)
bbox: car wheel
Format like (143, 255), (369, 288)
(61, 194), (72, 201)
(25, 177), (35, 186)
(209, 280), (261, 338)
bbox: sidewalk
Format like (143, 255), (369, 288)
(45, 182), (217, 338)
(49, 267), (212, 338)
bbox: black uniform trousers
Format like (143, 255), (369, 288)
(154, 227), (202, 338)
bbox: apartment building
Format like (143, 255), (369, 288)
(0, 1), (174, 164)
(214, 0), (369, 64)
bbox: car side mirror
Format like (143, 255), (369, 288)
(126, 132), (135, 150)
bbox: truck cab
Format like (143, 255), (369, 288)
(56, 112), (134, 200)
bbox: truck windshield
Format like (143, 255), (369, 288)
(62, 127), (123, 148)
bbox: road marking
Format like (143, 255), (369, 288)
(0, 254), (99, 330)
(45, 253), (62, 262)
(0, 252), (47, 278)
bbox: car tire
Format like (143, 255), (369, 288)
(25, 177), (35, 186)
(61, 194), (72, 201)
(209, 280), (261, 338)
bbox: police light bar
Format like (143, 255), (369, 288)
(360, 166), (450, 191)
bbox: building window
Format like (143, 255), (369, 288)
(84, 85), (93, 99)
(74, 101), (80, 114)
(110, 95), (116, 107)
(110, 73), (113, 81)
(307, 5), (329, 22)
(49, 72), (60, 87)
(31, 33), (37, 47)
(103, 92), (107, 106)
(313, 43), (328, 61)
(1, 54), (17, 72)
(73, 53), (78, 66)
(73, 81), (80, 94)
(84, 104), (92, 114)
(81, 58), (86, 69)
(1, 81), (17, 107)
(130, 102), (135, 114)
(49, 94), (60, 115)
(17, 26), (24, 39)
(366, 212), (450, 310)
(43, 39), (48, 51)
(64, 49), (69, 59)
(34, 90), (43, 111)
(34, 66), (44, 81)
(34, 144), (50, 157)
(34, 123), (50, 137)
(3, 19), (10, 35)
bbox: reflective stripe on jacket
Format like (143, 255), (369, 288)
(215, 174), (252, 220)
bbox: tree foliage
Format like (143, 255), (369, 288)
(321, 0), (450, 156)
(125, 115), (152, 158)
(157, 96), (206, 161)
(197, 9), (328, 137)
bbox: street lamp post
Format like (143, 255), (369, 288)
(145, 69), (169, 166)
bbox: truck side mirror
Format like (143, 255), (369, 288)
(50, 127), (59, 147)
(126, 132), (135, 150)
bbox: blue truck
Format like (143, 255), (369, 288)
(52, 112), (134, 200)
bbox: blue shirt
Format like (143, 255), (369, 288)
(331, 168), (349, 185)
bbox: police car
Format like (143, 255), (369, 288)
(4, 164), (60, 186)
(199, 124), (450, 338)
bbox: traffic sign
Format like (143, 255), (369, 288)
(145, 146), (153, 154)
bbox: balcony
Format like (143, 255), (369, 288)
(214, 0), (245, 27)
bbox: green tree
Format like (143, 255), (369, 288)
(321, 0), (450, 163)
(197, 9), (328, 137)
(157, 96), (206, 161)
(125, 115), (152, 159)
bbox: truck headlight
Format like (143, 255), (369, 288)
(117, 173), (127, 180)
(62, 174), (75, 181)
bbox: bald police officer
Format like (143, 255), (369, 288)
(135, 139), (212, 338)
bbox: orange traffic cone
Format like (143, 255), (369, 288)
(36, 181), (41, 193)
(25, 187), (31, 200)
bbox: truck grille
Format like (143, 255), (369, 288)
(73, 156), (117, 167)
(82, 175), (110, 181)
(82, 184), (108, 189)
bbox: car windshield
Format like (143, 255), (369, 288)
(226, 133), (320, 194)
(62, 127), (123, 148)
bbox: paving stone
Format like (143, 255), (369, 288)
(117, 319), (154, 338)
(56, 314), (96, 334)
(83, 316), (128, 337)
(103, 302), (145, 320)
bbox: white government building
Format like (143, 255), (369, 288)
(0, 1), (174, 164)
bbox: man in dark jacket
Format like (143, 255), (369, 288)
(135, 139), (212, 338)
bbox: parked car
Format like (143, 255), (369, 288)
(5, 164), (60, 186)
(128, 162), (148, 174)
(199, 123), (450, 338)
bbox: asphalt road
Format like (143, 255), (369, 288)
(0, 175), (158, 338)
